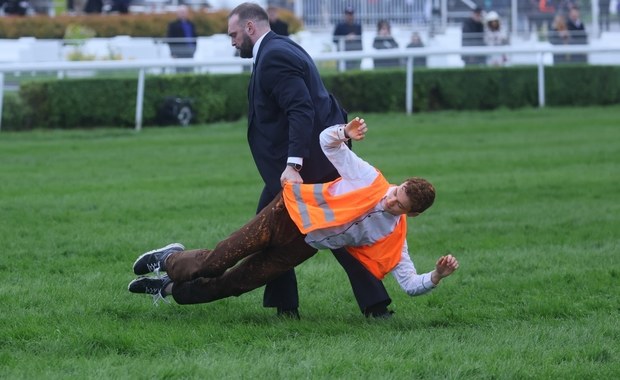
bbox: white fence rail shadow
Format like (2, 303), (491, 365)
(1, 43), (620, 132)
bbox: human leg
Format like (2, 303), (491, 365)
(165, 193), (296, 283)
(171, 238), (318, 304)
(129, 192), (311, 304)
(263, 269), (299, 312)
(259, 187), (300, 314)
(330, 248), (393, 317)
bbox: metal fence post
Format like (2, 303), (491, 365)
(135, 69), (145, 131)
(537, 53), (545, 108)
(0, 73), (3, 132)
(406, 57), (414, 115)
(338, 38), (345, 72)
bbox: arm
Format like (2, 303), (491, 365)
(391, 242), (459, 296)
(318, 118), (376, 183)
(260, 48), (315, 186)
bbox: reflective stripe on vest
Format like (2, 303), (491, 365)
(291, 183), (335, 231)
(283, 171), (390, 234)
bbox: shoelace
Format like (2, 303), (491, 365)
(144, 285), (161, 295)
(144, 279), (171, 306)
(151, 291), (170, 306)
(146, 262), (162, 278)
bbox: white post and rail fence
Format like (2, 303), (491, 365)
(1, 44), (620, 132)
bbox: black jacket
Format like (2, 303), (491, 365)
(248, 31), (347, 197)
(167, 19), (197, 58)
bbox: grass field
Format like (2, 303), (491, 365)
(1, 106), (619, 379)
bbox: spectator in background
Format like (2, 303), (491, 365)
(110, 0), (131, 14)
(267, 5), (289, 36)
(484, 11), (509, 66)
(372, 20), (401, 69)
(83, 0), (102, 13)
(2, 0), (30, 15)
(549, 14), (571, 64)
(167, 5), (198, 72)
(533, 0), (556, 32)
(566, 6), (588, 63)
(599, 0), (611, 32)
(539, 0), (556, 12)
(461, 6), (485, 66)
(333, 6), (363, 71)
(558, 0), (577, 17)
(406, 31), (427, 68)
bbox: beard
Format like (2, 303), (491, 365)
(238, 34), (254, 58)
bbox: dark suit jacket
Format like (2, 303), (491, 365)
(248, 31), (347, 198)
(333, 22), (363, 51)
(270, 19), (290, 36)
(167, 19), (197, 58)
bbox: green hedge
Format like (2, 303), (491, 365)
(325, 65), (620, 113)
(16, 73), (249, 128)
(0, 9), (302, 39)
(5, 65), (620, 130)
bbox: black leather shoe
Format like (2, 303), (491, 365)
(366, 309), (394, 319)
(277, 308), (301, 319)
(364, 303), (394, 319)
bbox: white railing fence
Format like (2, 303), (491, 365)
(1, 43), (620, 132)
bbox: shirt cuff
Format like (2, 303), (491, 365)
(422, 273), (436, 290)
(287, 157), (303, 165)
(336, 125), (349, 140)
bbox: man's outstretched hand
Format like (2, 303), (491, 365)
(345, 117), (368, 141)
(431, 254), (459, 285)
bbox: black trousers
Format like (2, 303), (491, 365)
(258, 188), (391, 314)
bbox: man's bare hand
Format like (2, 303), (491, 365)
(430, 254), (459, 285)
(280, 166), (303, 187)
(345, 117), (368, 141)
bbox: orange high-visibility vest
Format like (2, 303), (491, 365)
(346, 214), (407, 279)
(283, 171), (407, 279)
(283, 171), (390, 234)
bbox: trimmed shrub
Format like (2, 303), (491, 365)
(0, 9), (301, 39)
(19, 72), (249, 128)
(1, 92), (34, 131)
(13, 65), (620, 130)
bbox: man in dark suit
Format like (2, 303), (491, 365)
(333, 6), (363, 71)
(461, 6), (485, 66)
(167, 5), (198, 66)
(566, 6), (588, 63)
(227, 3), (393, 319)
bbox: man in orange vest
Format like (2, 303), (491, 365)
(128, 118), (459, 310)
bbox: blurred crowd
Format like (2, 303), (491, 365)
(460, 1), (602, 66)
(2, 1), (617, 69)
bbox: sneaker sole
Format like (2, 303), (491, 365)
(132, 242), (185, 275)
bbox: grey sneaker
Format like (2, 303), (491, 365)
(132, 243), (185, 276)
(128, 275), (173, 305)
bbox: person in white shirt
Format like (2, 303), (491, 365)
(128, 117), (459, 311)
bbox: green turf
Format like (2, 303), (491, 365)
(1, 106), (619, 379)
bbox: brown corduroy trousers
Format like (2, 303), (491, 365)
(166, 193), (318, 305)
